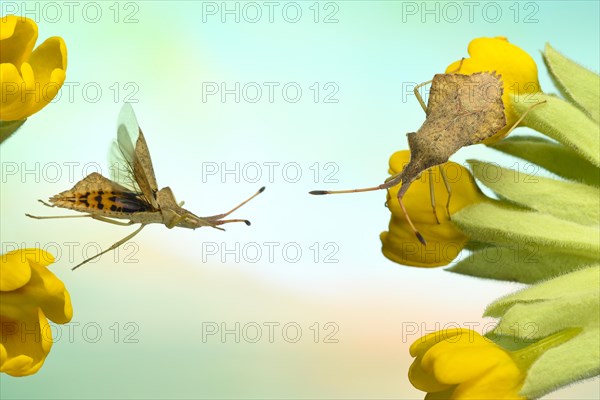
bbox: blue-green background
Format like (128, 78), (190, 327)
(1, 1), (599, 398)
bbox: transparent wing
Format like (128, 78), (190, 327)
(108, 103), (159, 208)
(108, 103), (141, 193)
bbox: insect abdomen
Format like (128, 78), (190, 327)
(51, 190), (151, 213)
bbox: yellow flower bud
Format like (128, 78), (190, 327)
(380, 151), (486, 267)
(409, 329), (525, 399)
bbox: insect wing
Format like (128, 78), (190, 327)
(108, 111), (136, 192)
(109, 103), (159, 208)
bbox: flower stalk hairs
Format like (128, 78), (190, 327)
(0, 15), (67, 143)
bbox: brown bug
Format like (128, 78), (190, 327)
(27, 104), (264, 270)
(311, 67), (544, 245)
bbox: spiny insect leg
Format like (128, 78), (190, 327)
(72, 224), (146, 271)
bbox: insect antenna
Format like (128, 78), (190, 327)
(310, 175), (427, 245)
(309, 174), (402, 195)
(213, 218), (252, 227)
(204, 186), (265, 221)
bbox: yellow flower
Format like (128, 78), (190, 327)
(409, 328), (525, 399)
(1, 249), (72, 377)
(0, 15), (67, 121)
(380, 151), (486, 267)
(445, 37), (541, 144)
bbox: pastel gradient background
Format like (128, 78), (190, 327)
(1, 1), (598, 398)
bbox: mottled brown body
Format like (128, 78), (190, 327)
(310, 68), (544, 245)
(309, 71), (508, 246)
(397, 72), (506, 198)
(49, 172), (153, 218)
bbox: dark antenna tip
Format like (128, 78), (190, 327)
(309, 190), (329, 195)
(416, 232), (427, 246)
(258, 186), (266, 193)
(244, 220), (251, 226)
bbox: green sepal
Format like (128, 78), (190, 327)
(543, 43), (600, 122)
(511, 93), (600, 167)
(449, 246), (596, 284)
(452, 201), (600, 259)
(468, 160), (600, 226)
(485, 266), (600, 398)
(0, 119), (27, 144)
(490, 136), (600, 187)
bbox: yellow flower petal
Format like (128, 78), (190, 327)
(409, 355), (454, 393)
(0, 15), (38, 67)
(445, 37), (541, 144)
(426, 344), (510, 384)
(424, 389), (455, 399)
(0, 250), (32, 291)
(24, 36), (67, 117)
(1, 250), (72, 325)
(0, 309), (52, 377)
(453, 360), (523, 399)
(0, 14), (18, 40)
(0, 15), (67, 121)
(409, 329), (526, 399)
(29, 261), (73, 324)
(1, 249), (72, 376)
(381, 151), (485, 267)
(0, 63), (27, 120)
(410, 328), (471, 357)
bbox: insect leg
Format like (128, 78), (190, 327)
(165, 213), (186, 229)
(413, 80), (432, 113)
(26, 213), (93, 220)
(397, 189), (426, 246)
(502, 100), (547, 137)
(439, 165), (452, 220)
(37, 199), (55, 208)
(90, 215), (136, 226)
(413, 59), (465, 114)
(71, 224), (146, 271)
(26, 212), (135, 226)
(447, 57), (465, 74)
(428, 169), (440, 224)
